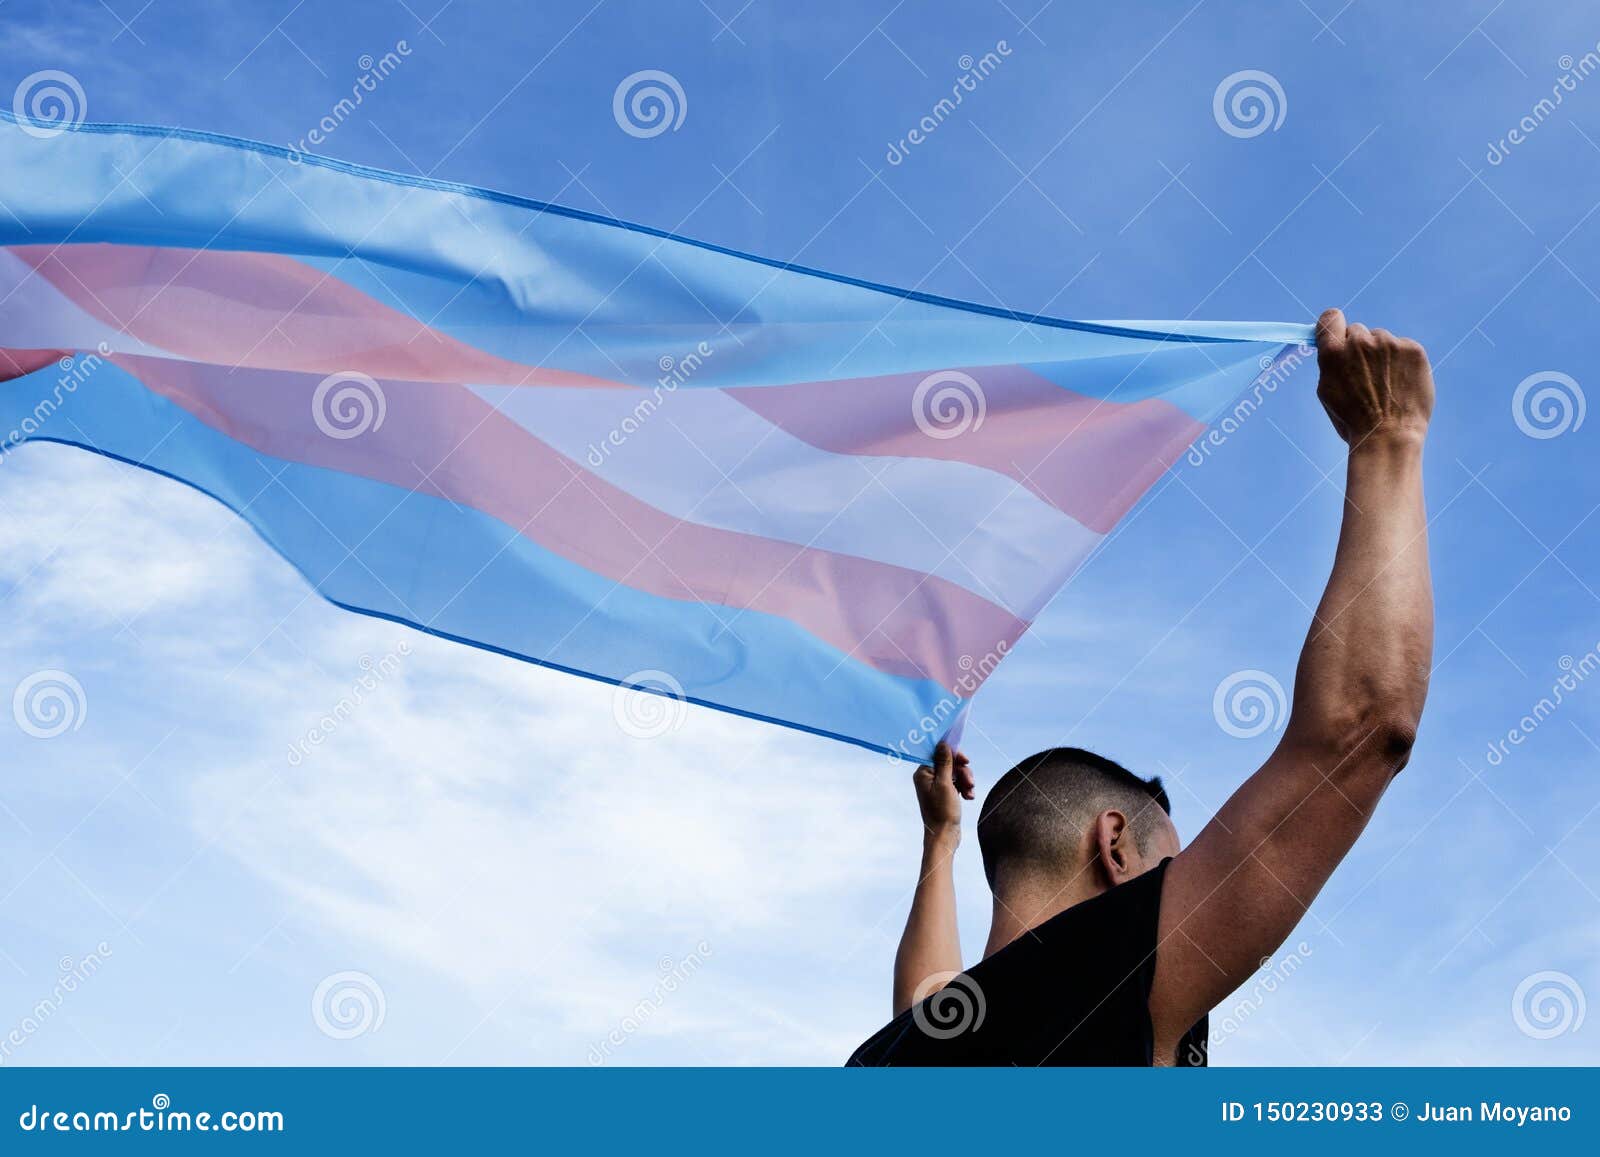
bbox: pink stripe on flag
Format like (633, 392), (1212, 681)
(11, 244), (1201, 537)
(112, 353), (1027, 692)
(8, 244), (620, 389)
(728, 366), (1206, 534)
(10, 245), (1199, 536)
(0, 347), (66, 381)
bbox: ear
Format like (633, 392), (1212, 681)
(1091, 809), (1135, 887)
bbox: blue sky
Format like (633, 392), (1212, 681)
(1, 0), (1598, 1064)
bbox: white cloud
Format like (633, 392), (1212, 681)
(1, 445), (918, 1063)
(185, 632), (915, 1061)
(0, 446), (268, 642)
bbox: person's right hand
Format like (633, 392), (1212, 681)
(912, 742), (974, 841)
(1314, 308), (1434, 446)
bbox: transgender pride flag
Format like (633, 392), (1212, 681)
(0, 111), (1311, 758)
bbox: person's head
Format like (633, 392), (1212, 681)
(977, 747), (1178, 896)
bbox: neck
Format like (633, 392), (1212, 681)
(982, 866), (1105, 958)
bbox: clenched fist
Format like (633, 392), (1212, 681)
(1315, 308), (1434, 446)
(912, 741), (974, 842)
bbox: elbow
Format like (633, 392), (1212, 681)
(1288, 706), (1420, 778)
(1375, 717), (1418, 772)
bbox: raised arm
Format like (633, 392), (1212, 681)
(892, 742), (974, 1015)
(1150, 309), (1435, 1058)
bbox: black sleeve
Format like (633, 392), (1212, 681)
(997, 858), (1172, 1065)
(848, 860), (1189, 1066)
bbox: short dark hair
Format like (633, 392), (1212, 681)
(976, 747), (1172, 889)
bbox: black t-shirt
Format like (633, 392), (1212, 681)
(847, 859), (1208, 1066)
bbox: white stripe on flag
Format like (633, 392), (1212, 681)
(472, 383), (1101, 618)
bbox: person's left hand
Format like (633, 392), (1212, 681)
(912, 741), (975, 841)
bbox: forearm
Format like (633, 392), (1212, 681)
(1287, 429), (1433, 767)
(891, 830), (963, 1015)
(1155, 431), (1434, 1040)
